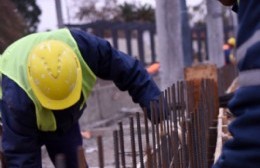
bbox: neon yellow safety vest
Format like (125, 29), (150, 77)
(0, 28), (96, 131)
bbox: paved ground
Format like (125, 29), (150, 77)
(42, 109), (147, 168)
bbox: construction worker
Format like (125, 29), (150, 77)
(214, 0), (260, 168)
(223, 37), (236, 65)
(0, 28), (162, 167)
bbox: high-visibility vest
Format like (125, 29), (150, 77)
(0, 28), (97, 131)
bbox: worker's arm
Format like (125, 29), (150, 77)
(1, 75), (41, 167)
(70, 29), (162, 122)
(213, 1), (260, 168)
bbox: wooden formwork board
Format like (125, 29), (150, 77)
(184, 64), (219, 109)
(214, 108), (225, 163)
(184, 64), (218, 83)
(184, 64), (220, 166)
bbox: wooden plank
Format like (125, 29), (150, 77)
(184, 64), (218, 82)
(184, 64), (218, 110)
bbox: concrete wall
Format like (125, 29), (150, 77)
(79, 75), (160, 130)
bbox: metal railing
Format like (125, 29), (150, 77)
(84, 79), (219, 168)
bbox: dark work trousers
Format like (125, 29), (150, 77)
(41, 123), (85, 168)
(1, 105), (86, 168)
(1, 75), (88, 168)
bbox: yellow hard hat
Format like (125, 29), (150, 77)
(27, 40), (82, 110)
(228, 37), (236, 47)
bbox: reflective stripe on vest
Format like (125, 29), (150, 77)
(237, 30), (260, 62)
(237, 29), (260, 87)
(0, 28), (96, 131)
(238, 69), (260, 87)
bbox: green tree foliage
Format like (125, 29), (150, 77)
(0, 0), (26, 53)
(76, 0), (155, 23)
(118, 2), (155, 22)
(117, 2), (136, 22)
(135, 4), (155, 23)
(76, 0), (119, 22)
(11, 0), (41, 33)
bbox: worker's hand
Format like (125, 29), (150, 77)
(217, 0), (236, 6)
(81, 130), (92, 139)
(146, 62), (160, 75)
(145, 98), (169, 124)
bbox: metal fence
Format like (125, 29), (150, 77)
(66, 21), (156, 66)
(82, 79), (219, 168)
(66, 21), (234, 66)
(80, 64), (238, 168)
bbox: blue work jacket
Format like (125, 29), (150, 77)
(1, 28), (161, 132)
(213, 0), (260, 168)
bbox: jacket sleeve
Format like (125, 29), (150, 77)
(69, 29), (161, 119)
